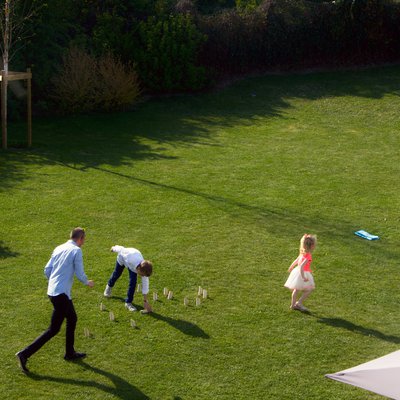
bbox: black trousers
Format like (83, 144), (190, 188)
(21, 293), (77, 358)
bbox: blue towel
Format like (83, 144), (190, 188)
(354, 230), (379, 241)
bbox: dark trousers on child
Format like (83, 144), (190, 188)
(107, 261), (137, 303)
(20, 293), (77, 359)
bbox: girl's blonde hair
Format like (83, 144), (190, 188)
(300, 234), (317, 254)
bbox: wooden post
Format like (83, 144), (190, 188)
(27, 68), (32, 147)
(1, 70), (7, 149)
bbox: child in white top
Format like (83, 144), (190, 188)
(104, 245), (153, 312)
(284, 234), (317, 312)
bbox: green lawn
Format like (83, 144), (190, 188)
(1, 65), (400, 399)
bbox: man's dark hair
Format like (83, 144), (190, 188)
(70, 227), (86, 240)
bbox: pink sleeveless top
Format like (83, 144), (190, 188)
(299, 253), (312, 272)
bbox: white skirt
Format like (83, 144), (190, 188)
(284, 267), (315, 291)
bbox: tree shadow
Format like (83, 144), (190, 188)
(309, 314), (400, 344)
(1, 65), (400, 190)
(149, 312), (210, 339)
(87, 165), (399, 261)
(28, 360), (149, 400)
(1, 66), (399, 262)
(0, 240), (19, 259)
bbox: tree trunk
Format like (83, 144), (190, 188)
(1, 0), (10, 148)
(1, 70), (7, 149)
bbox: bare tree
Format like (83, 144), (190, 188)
(0, 0), (36, 149)
(0, 0), (35, 72)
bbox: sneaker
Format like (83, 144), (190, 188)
(125, 303), (137, 312)
(16, 351), (29, 373)
(103, 284), (112, 297)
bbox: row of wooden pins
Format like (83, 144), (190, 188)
(101, 304), (137, 322)
(109, 312), (137, 328)
(100, 304), (141, 323)
(101, 285), (209, 317)
(157, 286), (209, 306)
(162, 286), (208, 298)
(95, 286), (211, 334)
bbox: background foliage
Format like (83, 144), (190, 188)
(6, 0), (400, 115)
(52, 48), (141, 114)
(134, 15), (207, 92)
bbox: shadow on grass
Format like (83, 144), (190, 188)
(111, 296), (126, 302)
(311, 315), (400, 344)
(89, 165), (400, 261)
(28, 360), (149, 400)
(1, 66), (400, 261)
(1, 65), (400, 190)
(0, 241), (19, 259)
(149, 312), (210, 339)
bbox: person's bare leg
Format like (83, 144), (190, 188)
(291, 289), (299, 309)
(296, 289), (313, 308)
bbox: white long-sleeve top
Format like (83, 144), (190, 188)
(111, 245), (149, 295)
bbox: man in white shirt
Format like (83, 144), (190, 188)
(104, 245), (153, 313)
(16, 228), (94, 373)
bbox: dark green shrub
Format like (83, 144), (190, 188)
(175, 0), (198, 15)
(134, 14), (207, 91)
(235, 0), (263, 12)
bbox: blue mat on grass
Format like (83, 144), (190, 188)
(354, 230), (379, 240)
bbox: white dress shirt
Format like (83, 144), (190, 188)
(111, 246), (149, 294)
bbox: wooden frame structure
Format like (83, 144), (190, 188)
(1, 68), (32, 149)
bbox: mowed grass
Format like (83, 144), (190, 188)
(1, 65), (400, 400)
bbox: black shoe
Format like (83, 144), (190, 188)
(16, 351), (29, 373)
(64, 352), (86, 361)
